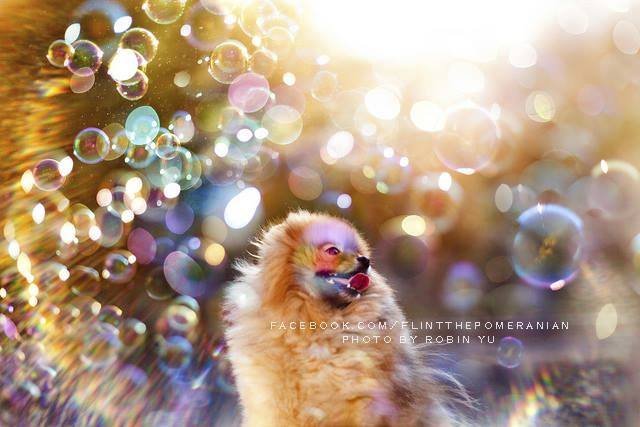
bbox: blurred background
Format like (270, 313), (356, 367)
(1, 0), (639, 425)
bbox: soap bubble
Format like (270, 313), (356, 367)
(103, 250), (137, 284)
(119, 28), (159, 62)
(108, 48), (145, 83)
(442, 262), (484, 312)
(239, 0), (278, 37)
(102, 123), (130, 160)
(434, 104), (500, 175)
(46, 40), (74, 67)
(98, 305), (124, 327)
(208, 40), (249, 84)
(69, 69), (95, 93)
(588, 159), (640, 219)
(249, 48), (277, 77)
(183, 3), (231, 50)
(262, 26), (294, 59)
(32, 159), (65, 191)
(497, 337), (523, 368)
(125, 144), (156, 169)
(156, 132), (181, 160)
(201, 0), (237, 15)
(120, 318), (147, 351)
(67, 40), (103, 76)
(311, 71), (338, 102)
(228, 72), (270, 113)
(261, 105), (303, 145)
(68, 266), (101, 297)
(163, 251), (207, 297)
(145, 267), (175, 300)
(81, 322), (122, 368)
(74, 128), (110, 164)
(157, 335), (193, 373)
(116, 69), (149, 101)
(126, 105), (160, 146)
(168, 111), (195, 143)
(142, 0), (187, 24)
(513, 204), (583, 288)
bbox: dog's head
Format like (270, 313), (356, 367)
(257, 211), (378, 309)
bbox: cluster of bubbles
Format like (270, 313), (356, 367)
(12, 0), (640, 423)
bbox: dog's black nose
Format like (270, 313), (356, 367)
(357, 256), (370, 270)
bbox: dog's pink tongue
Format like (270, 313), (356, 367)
(349, 273), (370, 291)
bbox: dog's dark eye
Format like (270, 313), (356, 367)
(324, 246), (341, 256)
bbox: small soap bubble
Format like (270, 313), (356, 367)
(142, 0), (187, 24)
(67, 40), (103, 76)
(126, 106), (160, 146)
(311, 71), (338, 102)
(513, 204), (583, 287)
(497, 337), (523, 368)
(119, 28), (159, 63)
(208, 40), (249, 84)
(261, 105), (303, 145)
(249, 48), (277, 77)
(156, 133), (181, 160)
(74, 128), (110, 164)
(116, 69), (149, 101)
(32, 159), (65, 191)
(103, 250), (137, 284)
(46, 40), (74, 68)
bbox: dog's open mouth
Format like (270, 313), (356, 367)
(316, 270), (370, 297)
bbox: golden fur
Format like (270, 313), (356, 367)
(223, 211), (463, 427)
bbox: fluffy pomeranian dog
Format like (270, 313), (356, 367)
(223, 211), (468, 427)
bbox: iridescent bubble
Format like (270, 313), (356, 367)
(442, 262), (484, 312)
(145, 266), (175, 300)
(228, 72), (270, 113)
(249, 48), (277, 77)
(156, 133), (181, 160)
(166, 202), (195, 234)
(215, 116), (264, 161)
(434, 104), (500, 175)
(168, 111), (195, 143)
(239, 0), (277, 37)
(69, 69), (95, 93)
(157, 335), (193, 373)
(98, 305), (123, 327)
(242, 146), (280, 182)
(262, 26), (294, 59)
(120, 318), (147, 350)
(102, 123), (130, 161)
(127, 228), (157, 264)
(70, 203), (97, 242)
(95, 207), (124, 247)
(32, 159), (65, 191)
(201, 0), (237, 15)
(354, 148), (411, 195)
(126, 106), (160, 146)
(410, 173), (462, 233)
(497, 337), (523, 368)
(203, 154), (245, 186)
(125, 144), (155, 169)
(119, 28), (159, 63)
(116, 69), (149, 101)
(311, 70), (338, 102)
(47, 39), (74, 68)
(513, 204), (583, 288)
(68, 266), (101, 297)
(142, 0), (187, 24)
(208, 40), (249, 84)
(103, 250), (137, 284)
(261, 105), (302, 145)
(184, 3), (231, 50)
(588, 159), (640, 219)
(81, 322), (122, 368)
(157, 302), (199, 338)
(74, 128), (110, 164)
(67, 40), (103, 76)
(163, 251), (207, 297)
(288, 167), (322, 201)
(108, 48), (146, 83)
